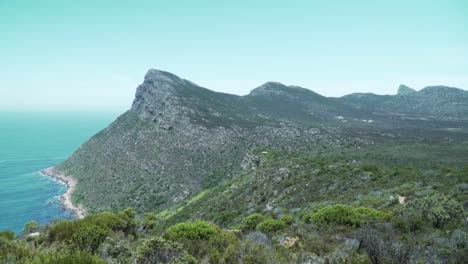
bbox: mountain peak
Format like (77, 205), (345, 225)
(397, 84), (416, 95)
(249, 82), (316, 97)
(131, 69), (195, 126)
(420, 85), (463, 93)
(144, 69), (184, 83)
(248, 82), (289, 96)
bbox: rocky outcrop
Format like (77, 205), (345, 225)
(397, 84), (416, 95)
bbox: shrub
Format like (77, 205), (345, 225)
(394, 192), (464, 230)
(353, 207), (390, 223)
(47, 210), (136, 244)
(98, 232), (133, 263)
(118, 208), (137, 235)
(0, 230), (15, 248)
(0, 231), (14, 241)
(241, 241), (270, 264)
(165, 221), (220, 241)
(23, 221), (38, 234)
(0, 240), (35, 262)
(69, 225), (108, 253)
(307, 204), (388, 227)
(361, 165), (379, 175)
(257, 219), (286, 233)
(47, 220), (78, 243)
(280, 214), (294, 225)
(136, 237), (196, 264)
(141, 213), (157, 232)
(24, 251), (105, 264)
(241, 214), (267, 231)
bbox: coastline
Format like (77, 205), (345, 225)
(40, 167), (86, 219)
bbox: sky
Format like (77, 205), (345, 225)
(1, 0), (467, 111)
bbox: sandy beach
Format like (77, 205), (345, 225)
(40, 167), (86, 219)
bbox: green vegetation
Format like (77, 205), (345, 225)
(135, 237), (196, 264)
(22, 221), (38, 234)
(4, 131), (468, 263)
(35, 70), (468, 262)
(241, 214), (267, 231)
(394, 192), (464, 231)
(1, 187), (466, 264)
(165, 221), (220, 241)
(306, 204), (389, 227)
(256, 219), (286, 233)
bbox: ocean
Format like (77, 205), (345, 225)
(0, 111), (120, 234)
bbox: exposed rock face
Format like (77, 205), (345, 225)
(57, 69), (468, 213)
(131, 70), (189, 129)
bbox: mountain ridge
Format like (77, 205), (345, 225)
(56, 69), (468, 214)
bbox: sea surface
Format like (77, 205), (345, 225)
(0, 111), (120, 234)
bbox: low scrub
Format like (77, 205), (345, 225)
(241, 214), (267, 231)
(165, 220), (220, 241)
(306, 204), (389, 227)
(256, 219), (286, 233)
(394, 192), (465, 230)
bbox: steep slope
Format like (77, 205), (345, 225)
(57, 69), (468, 214)
(57, 70), (250, 212)
(397, 84), (416, 95)
(56, 70), (349, 213)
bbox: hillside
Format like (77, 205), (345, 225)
(340, 85), (468, 120)
(2, 69), (468, 263)
(56, 69), (468, 214)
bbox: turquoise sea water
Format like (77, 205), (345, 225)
(0, 112), (119, 234)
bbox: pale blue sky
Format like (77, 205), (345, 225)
(1, 0), (467, 111)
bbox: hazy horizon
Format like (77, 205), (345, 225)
(1, 0), (467, 111)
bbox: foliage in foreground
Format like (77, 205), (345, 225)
(1, 192), (465, 264)
(1, 147), (467, 263)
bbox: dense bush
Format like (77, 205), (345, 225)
(241, 214), (267, 230)
(257, 219), (286, 233)
(307, 204), (389, 227)
(25, 251), (106, 264)
(0, 230), (14, 246)
(47, 209), (136, 244)
(136, 237), (196, 264)
(69, 225), (108, 253)
(118, 208), (138, 235)
(23, 221), (38, 234)
(140, 212), (157, 232)
(394, 192), (465, 230)
(280, 214), (294, 225)
(98, 232), (133, 263)
(165, 220), (220, 241)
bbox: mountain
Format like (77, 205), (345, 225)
(340, 85), (468, 120)
(397, 84), (416, 95)
(56, 69), (468, 214)
(56, 70), (350, 213)
(5, 69), (468, 264)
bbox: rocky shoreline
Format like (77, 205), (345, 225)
(40, 167), (86, 219)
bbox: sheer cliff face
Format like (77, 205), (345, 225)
(57, 69), (468, 214)
(131, 70), (193, 130)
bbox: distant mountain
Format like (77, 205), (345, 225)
(56, 69), (468, 213)
(339, 85), (468, 120)
(397, 84), (416, 95)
